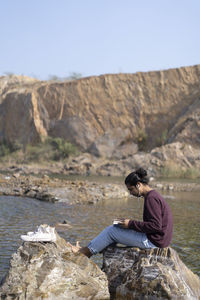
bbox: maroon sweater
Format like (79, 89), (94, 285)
(128, 190), (173, 248)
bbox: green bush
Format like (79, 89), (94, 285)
(156, 129), (168, 147)
(47, 137), (78, 160)
(137, 130), (148, 151)
(0, 137), (79, 163)
(23, 138), (78, 162)
(48, 72), (82, 82)
(24, 143), (49, 162)
(0, 140), (22, 157)
(0, 143), (11, 156)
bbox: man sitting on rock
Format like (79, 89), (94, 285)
(68, 168), (173, 257)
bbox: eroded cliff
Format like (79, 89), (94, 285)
(0, 65), (199, 153)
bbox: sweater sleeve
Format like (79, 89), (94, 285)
(128, 196), (163, 234)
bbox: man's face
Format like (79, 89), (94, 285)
(126, 184), (138, 197)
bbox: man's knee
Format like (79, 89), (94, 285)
(102, 225), (115, 236)
(105, 225), (121, 237)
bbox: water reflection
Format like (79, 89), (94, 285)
(0, 190), (200, 280)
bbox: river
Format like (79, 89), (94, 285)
(0, 182), (200, 280)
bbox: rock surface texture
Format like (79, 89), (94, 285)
(0, 228), (109, 300)
(102, 246), (200, 300)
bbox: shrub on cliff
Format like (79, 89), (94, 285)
(137, 130), (148, 151)
(156, 129), (168, 147)
(47, 137), (78, 160)
(0, 140), (21, 157)
(25, 137), (79, 162)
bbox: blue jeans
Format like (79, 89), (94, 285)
(87, 225), (157, 255)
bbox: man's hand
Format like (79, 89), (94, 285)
(120, 219), (130, 228)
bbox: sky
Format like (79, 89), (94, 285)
(0, 0), (199, 80)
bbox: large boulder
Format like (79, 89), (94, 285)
(150, 142), (200, 169)
(0, 227), (109, 300)
(88, 128), (138, 158)
(102, 245), (200, 299)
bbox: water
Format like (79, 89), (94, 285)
(0, 189), (200, 280)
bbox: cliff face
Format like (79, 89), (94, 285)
(0, 65), (199, 152)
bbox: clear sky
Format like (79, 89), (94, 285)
(0, 0), (199, 79)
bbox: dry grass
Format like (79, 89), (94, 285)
(161, 161), (200, 179)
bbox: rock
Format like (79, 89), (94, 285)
(49, 116), (98, 151)
(88, 127), (138, 158)
(12, 172), (21, 178)
(151, 142), (200, 170)
(168, 98), (200, 148)
(0, 227), (109, 300)
(55, 220), (72, 232)
(25, 189), (37, 198)
(102, 246), (200, 299)
(35, 191), (59, 203)
(155, 183), (163, 189)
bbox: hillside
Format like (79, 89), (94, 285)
(0, 66), (199, 166)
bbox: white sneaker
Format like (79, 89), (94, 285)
(21, 225), (56, 242)
(27, 232), (34, 236)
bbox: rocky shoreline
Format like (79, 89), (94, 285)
(0, 164), (200, 204)
(0, 169), (129, 204)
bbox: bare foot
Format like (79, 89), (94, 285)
(67, 241), (92, 258)
(67, 241), (81, 253)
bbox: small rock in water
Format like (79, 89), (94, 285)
(155, 183), (163, 189)
(54, 220), (72, 231)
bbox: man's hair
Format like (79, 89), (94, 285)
(125, 168), (149, 186)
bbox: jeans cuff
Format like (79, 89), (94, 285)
(87, 244), (98, 255)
